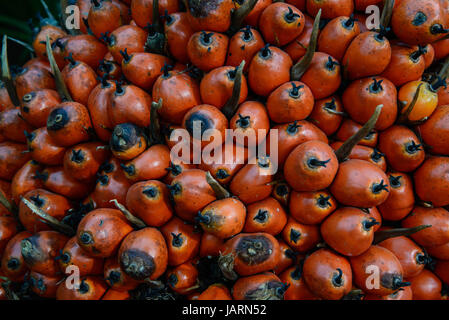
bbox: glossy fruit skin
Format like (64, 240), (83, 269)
(380, 44), (426, 87)
(284, 140), (338, 192)
(22, 57), (51, 73)
(391, 0), (449, 45)
(121, 144), (171, 182)
(342, 77), (398, 131)
(364, 286), (413, 300)
(76, 208), (133, 258)
(169, 169), (216, 222)
(199, 233), (224, 258)
(240, 0), (273, 27)
(131, 0), (179, 28)
(281, 217), (321, 253)
(284, 14), (314, 62)
(33, 25), (67, 59)
(29, 271), (62, 298)
(109, 123), (147, 161)
(0, 83), (14, 111)
(232, 272), (285, 300)
(46, 102), (93, 148)
(301, 52), (341, 100)
(229, 161), (273, 205)
(425, 242), (449, 261)
(378, 235), (427, 279)
(56, 276), (108, 300)
(0, 142), (31, 180)
(267, 81), (314, 124)
(185, 0), (234, 33)
(37, 166), (93, 200)
(318, 16), (360, 61)
(230, 101), (270, 147)
(321, 207), (378, 256)
(118, 227), (168, 280)
(222, 233), (280, 276)
(273, 240), (298, 275)
(187, 32), (229, 72)
(289, 189), (337, 225)
(108, 84), (151, 128)
(121, 53), (171, 91)
(1, 231), (32, 282)
(165, 13), (195, 64)
(87, 80), (115, 142)
(330, 142), (387, 172)
(350, 245), (406, 296)
(58, 237), (104, 277)
(421, 43), (435, 68)
(413, 156), (449, 207)
(378, 125), (425, 173)
(20, 89), (61, 128)
(309, 96), (343, 136)
(378, 173), (415, 221)
(19, 189), (70, 233)
(200, 66), (248, 109)
(62, 59), (99, 106)
(226, 26), (265, 72)
(268, 120), (328, 168)
(303, 249), (352, 300)
(153, 70), (201, 124)
(160, 217), (201, 267)
(167, 261), (199, 294)
(418, 105), (449, 155)
(433, 38), (449, 61)
(330, 159), (390, 208)
(63, 142), (110, 181)
(183, 104), (229, 149)
(102, 289), (130, 300)
(198, 283), (232, 300)
(14, 66), (56, 100)
(398, 81), (438, 122)
(286, 0), (306, 10)
(434, 260), (449, 285)
(280, 265), (319, 300)
(0, 216), (18, 255)
(105, 25), (147, 65)
(103, 256), (139, 291)
(259, 3), (305, 46)
(198, 197), (246, 239)
(198, 143), (247, 186)
(88, 0), (123, 39)
(408, 269), (442, 300)
(271, 180), (291, 208)
(0, 108), (34, 143)
(248, 45), (293, 97)
(21, 231), (69, 277)
(0, 181), (11, 216)
(342, 31), (392, 80)
(402, 206), (449, 247)
(306, 0), (353, 19)
(89, 160), (131, 209)
(243, 197), (287, 236)
(126, 180), (173, 227)
(336, 118), (378, 148)
(59, 34), (109, 70)
(11, 160), (43, 204)
(26, 128), (66, 166)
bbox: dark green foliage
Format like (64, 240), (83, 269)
(0, 0), (59, 66)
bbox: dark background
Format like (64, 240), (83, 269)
(1, 0), (60, 66)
